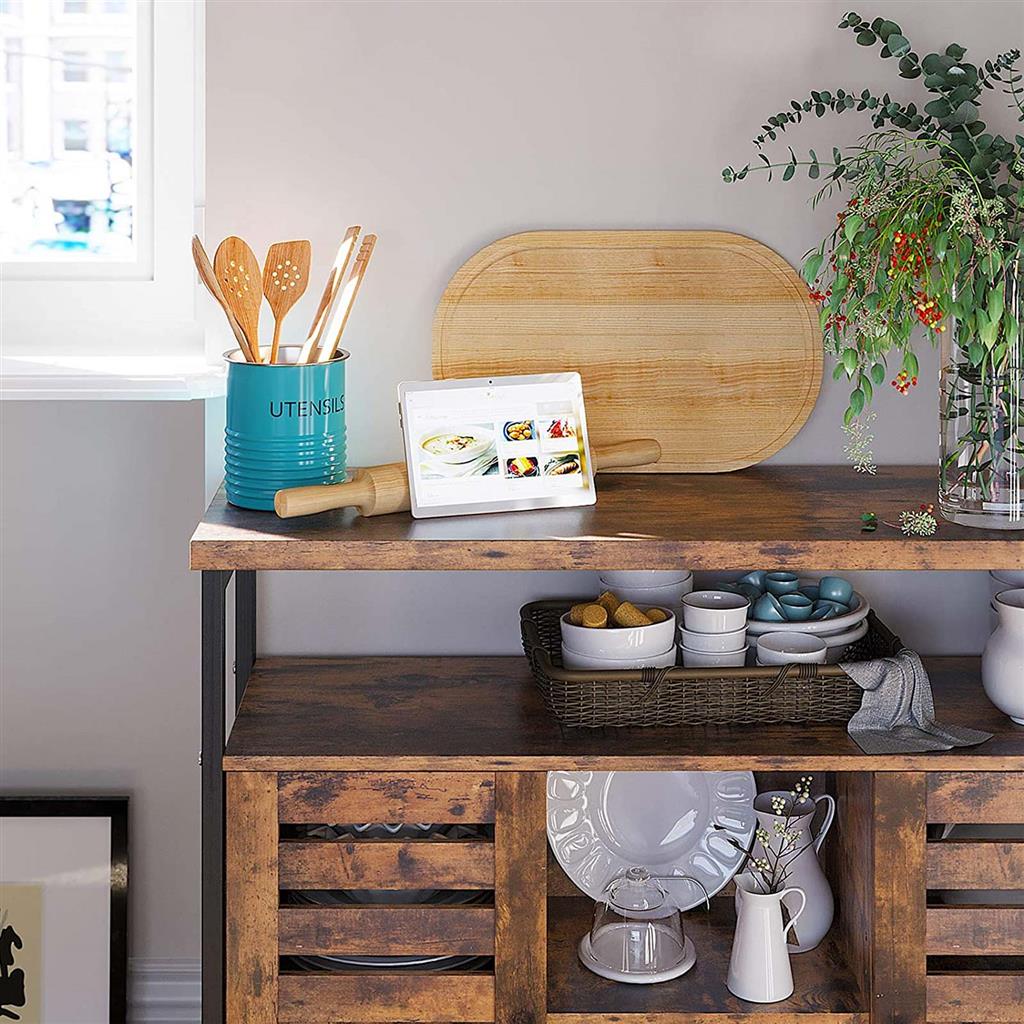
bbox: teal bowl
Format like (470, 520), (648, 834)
(224, 346), (349, 511)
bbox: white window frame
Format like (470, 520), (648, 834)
(1, 0), (202, 362)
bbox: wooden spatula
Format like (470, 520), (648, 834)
(263, 239), (311, 363)
(214, 236), (263, 363)
(299, 225), (360, 364)
(191, 236), (255, 362)
(274, 438), (662, 518)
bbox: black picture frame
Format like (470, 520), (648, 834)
(0, 796), (128, 1023)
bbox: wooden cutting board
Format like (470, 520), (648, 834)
(432, 230), (821, 473)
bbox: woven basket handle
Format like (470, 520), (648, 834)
(639, 666), (674, 706)
(763, 661), (818, 698)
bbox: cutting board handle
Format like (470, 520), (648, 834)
(593, 438), (662, 471)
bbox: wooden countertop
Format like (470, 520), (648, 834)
(223, 655), (1024, 771)
(191, 466), (1024, 572)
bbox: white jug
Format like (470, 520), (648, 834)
(727, 873), (806, 1003)
(752, 790), (835, 952)
(983, 588), (1024, 725)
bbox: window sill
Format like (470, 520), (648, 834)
(0, 353), (226, 401)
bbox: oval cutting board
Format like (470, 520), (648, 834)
(433, 231), (821, 472)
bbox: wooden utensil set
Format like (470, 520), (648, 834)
(192, 226), (376, 364)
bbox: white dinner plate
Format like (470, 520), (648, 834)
(745, 591), (870, 636)
(547, 771), (756, 910)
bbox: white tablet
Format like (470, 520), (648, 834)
(399, 373), (596, 518)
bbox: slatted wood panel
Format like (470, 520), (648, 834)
(278, 905), (495, 955)
(927, 840), (1024, 888)
(927, 906), (1024, 954)
(928, 772), (1024, 822)
(277, 771), (496, 823)
(226, 772), (278, 1024)
(495, 773), (547, 1024)
(278, 838), (495, 889)
(277, 973), (495, 1022)
(927, 973), (1024, 1021)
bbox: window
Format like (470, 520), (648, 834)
(105, 49), (127, 83)
(62, 118), (88, 150)
(63, 0), (88, 14)
(103, 0), (127, 13)
(61, 49), (89, 82)
(0, 2), (23, 17)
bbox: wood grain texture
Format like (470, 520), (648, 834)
(278, 771), (496, 823)
(277, 972), (495, 1022)
(927, 840), (1024, 888)
(191, 468), (1024, 571)
(278, 905), (495, 955)
(222, 656), (1024, 771)
(279, 838), (495, 889)
(214, 236), (263, 360)
(927, 907), (1024, 954)
(926, 973), (1024, 1022)
(546, 896), (865, 1016)
(495, 772), (547, 1024)
(262, 239), (310, 363)
(547, 1016), (869, 1024)
(226, 772), (277, 1024)
(872, 772), (927, 1024)
(433, 230), (821, 473)
(928, 772), (1024, 822)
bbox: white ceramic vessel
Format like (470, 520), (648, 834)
(560, 608), (676, 659)
(561, 646), (677, 671)
(601, 577), (695, 609)
(982, 589), (1024, 725)
(682, 591), (750, 633)
(746, 592), (869, 636)
(679, 625), (747, 653)
(680, 646), (749, 668)
(600, 570), (692, 588)
(727, 873), (806, 1003)
(756, 633), (828, 666)
(751, 791), (835, 952)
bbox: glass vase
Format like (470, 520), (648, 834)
(938, 272), (1024, 530)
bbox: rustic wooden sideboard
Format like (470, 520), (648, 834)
(191, 466), (1024, 1024)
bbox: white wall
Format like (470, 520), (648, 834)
(1, 0), (1017, 983)
(207, 0), (1015, 658)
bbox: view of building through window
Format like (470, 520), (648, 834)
(1, 0), (136, 260)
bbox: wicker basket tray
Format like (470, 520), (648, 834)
(520, 600), (903, 729)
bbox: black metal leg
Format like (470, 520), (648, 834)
(235, 571), (257, 709)
(202, 569), (230, 1024)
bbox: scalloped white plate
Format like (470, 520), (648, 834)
(547, 771), (756, 910)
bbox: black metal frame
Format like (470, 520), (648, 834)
(201, 569), (256, 1024)
(0, 795), (129, 1023)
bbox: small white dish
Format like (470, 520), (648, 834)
(560, 608), (676, 659)
(822, 618), (870, 663)
(601, 577), (695, 608)
(756, 632), (828, 666)
(682, 591), (749, 633)
(680, 645), (749, 668)
(578, 930), (696, 984)
(561, 645), (677, 671)
(679, 625), (747, 653)
(600, 570), (692, 588)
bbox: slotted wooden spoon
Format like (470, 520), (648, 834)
(262, 239), (311, 363)
(214, 236), (263, 362)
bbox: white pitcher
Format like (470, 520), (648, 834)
(727, 873), (806, 1003)
(983, 588), (1024, 725)
(752, 790), (835, 952)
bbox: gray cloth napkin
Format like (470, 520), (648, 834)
(840, 649), (992, 754)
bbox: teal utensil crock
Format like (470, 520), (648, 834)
(224, 346), (349, 511)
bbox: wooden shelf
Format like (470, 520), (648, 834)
(190, 466), (1024, 571)
(223, 655), (1024, 771)
(546, 896), (867, 1023)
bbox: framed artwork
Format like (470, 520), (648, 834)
(0, 798), (128, 1024)
(400, 373), (596, 518)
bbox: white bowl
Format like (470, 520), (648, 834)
(601, 577), (695, 609)
(560, 607), (676, 659)
(600, 570), (693, 588)
(756, 632), (828, 666)
(419, 426), (495, 465)
(680, 645), (749, 668)
(561, 645), (678, 671)
(821, 619), (870, 663)
(681, 591), (749, 633)
(746, 592), (870, 636)
(679, 625), (747, 653)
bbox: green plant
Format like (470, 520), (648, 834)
(722, 12), (1023, 478)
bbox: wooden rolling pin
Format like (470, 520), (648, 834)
(274, 438), (662, 519)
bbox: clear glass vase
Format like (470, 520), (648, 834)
(938, 272), (1024, 530)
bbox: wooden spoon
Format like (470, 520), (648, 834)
(191, 235), (255, 361)
(274, 438), (662, 519)
(262, 239), (311, 363)
(214, 236), (263, 363)
(317, 234), (377, 363)
(299, 225), (360, 364)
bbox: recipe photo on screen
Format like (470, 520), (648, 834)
(399, 374), (596, 518)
